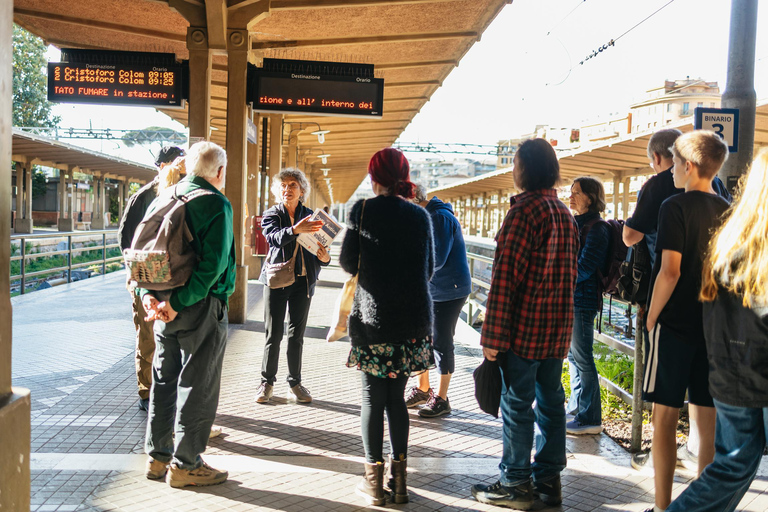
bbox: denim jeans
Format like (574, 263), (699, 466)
(499, 351), (567, 486)
(567, 307), (601, 425)
(666, 399), (768, 512)
(145, 296), (228, 470)
(262, 276), (311, 386)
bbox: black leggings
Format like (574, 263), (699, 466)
(360, 372), (409, 463)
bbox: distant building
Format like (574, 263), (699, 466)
(411, 158), (495, 190)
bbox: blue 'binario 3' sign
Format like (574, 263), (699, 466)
(694, 107), (740, 152)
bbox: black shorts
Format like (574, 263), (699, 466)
(642, 323), (713, 409)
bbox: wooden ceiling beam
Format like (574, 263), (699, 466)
(376, 60), (457, 70)
(272, 0), (462, 9)
(13, 8), (186, 42)
(252, 31), (478, 50)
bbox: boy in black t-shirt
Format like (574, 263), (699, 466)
(642, 130), (730, 512)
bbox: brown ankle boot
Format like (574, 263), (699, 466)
(385, 455), (409, 503)
(356, 462), (386, 506)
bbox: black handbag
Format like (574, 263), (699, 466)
(473, 356), (503, 418)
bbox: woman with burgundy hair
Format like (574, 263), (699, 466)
(339, 147), (435, 506)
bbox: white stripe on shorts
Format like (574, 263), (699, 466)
(643, 325), (660, 394)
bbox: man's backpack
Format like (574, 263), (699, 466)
(123, 185), (215, 290)
(616, 239), (652, 306)
(118, 179), (157, 252)
(582, 218), (628, 296)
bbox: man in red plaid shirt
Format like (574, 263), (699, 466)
(472, 139), (579, 510)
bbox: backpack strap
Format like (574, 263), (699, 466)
(178, 187), (217, 202)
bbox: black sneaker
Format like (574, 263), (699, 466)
(405, 386), (432, 408)
(533, 475), (562, 506)
(418, 395), (451, 418)
(471, 480), (533, 510)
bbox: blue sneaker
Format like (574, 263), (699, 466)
(471, 480), (533, 510)
(566, 419), (602, 435)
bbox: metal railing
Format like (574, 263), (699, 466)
(10, 230), (123, 295)
(464, 250), (646, 452)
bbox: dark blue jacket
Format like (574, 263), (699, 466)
(258, 201), (329, 296)
(425, 197), (472, 302)
(574, 212), (610, 311)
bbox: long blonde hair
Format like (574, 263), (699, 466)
(701, 148), (768, 307)
(157, 156), (186, 193)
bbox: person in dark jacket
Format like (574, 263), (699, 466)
(256, 168), (331, 405)
(566, 177), (610, 435)
(665, 149), (768, 512)
(118, 145), (184, 412)
(340, 148), (434, 506)
(405, 187), (471, 418)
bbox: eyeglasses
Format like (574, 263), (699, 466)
(280, 182), (300, 190)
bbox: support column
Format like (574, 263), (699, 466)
(268, 114), (284, 206)
(622, 176), (631, 220)
(247, 112), (262, 279)
(719, 0), (758, 190)
(91, 177), (106, 229)
(0, 0), (32, 506)
(24, 162), (33, 224)
(117, 181), (125, 223)
(482, 193), (490, 238)
(612, 176), (621, 220)
(286, 134), (297, 168)
(14, 161), (32, 233)
(187, 27), (212, 140)
(12, 162), (21, 233)
(58, 168), (73, 231)
(225, 27), (250, 324)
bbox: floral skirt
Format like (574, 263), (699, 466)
(346, 336), (435, 379)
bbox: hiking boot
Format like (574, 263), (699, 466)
(471, 480), (534, 510)
(418, 395), (451, 418)
(533, 475), (562, 506)
(290, 383), (312, 403)
(566, 419), (603, 435)
(384, 455), (409, 504)
(255, 382), (273, 404)
(166, 460), (228, 488)
(405, 386), (432, 408)
(356, 462), (386, 506)
(145, 458), (168, 480)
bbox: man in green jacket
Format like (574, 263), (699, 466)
(140, 141), (236, 488)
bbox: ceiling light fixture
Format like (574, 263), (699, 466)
(311, 129), (331, 144)
(318, 154), (331, 165)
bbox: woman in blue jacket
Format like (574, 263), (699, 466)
(405, 187), (471, 418)
(566, 177), (610, 435)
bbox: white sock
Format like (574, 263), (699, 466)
(655, 506), (665, 512)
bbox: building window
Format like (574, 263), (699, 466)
(501, 157), (508, 165)
(667, 104), (672, 113)
(682, 102), (690, 115)
(697, 102), (703, 108)
(710, 102), (716, 108)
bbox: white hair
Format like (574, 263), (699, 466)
(186, 141), (227, 179)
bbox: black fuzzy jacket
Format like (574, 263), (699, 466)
(340, 195), (435, 346)
(258, 201), (330, 296)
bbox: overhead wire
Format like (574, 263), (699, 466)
(546, 0), (587, 37)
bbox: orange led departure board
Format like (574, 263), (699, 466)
(249, 60), (384, 118)
(48, 61), (184, 107)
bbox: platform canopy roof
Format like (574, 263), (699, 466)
(12, 129), (157, 183)
(14, 0), (512, 203)
(430, 99), (768, 200)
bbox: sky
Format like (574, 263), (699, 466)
(45, 0), (768, 166)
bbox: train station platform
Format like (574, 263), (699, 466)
(12, 251), (768, 512)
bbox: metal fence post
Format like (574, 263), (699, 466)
(67, 235), (73, 283)
(20, 238), (26, 295)
(631, 311), (645, 452)
(102, 233), (107, 275)
(468, 257), (475, 325)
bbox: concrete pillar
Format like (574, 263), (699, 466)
(57, 169), (73, 231)
(187, 27), (212, 140)
(246, 112), (262, 280)
(622, 176), (631, 220)
(12, 163), (21, 232)
(286, 134), (297, 168)
(24, 162), (32, 219)
(91, 177), (106, 229)
(719, 0), (758, 190)
(612, 176), (621, 220)
(225, 27), (250, 324)
(0, 0), (32, 507)
(117, 181), (125, 223)
(482, 193), (490, 238)
(268, 114), (284, 207)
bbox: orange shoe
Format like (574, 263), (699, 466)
(166, 460), (228, 488)
(145, 458), (168, 480)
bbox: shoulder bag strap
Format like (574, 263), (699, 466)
(357, 200), (366, 273)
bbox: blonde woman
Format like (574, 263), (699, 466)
(666, 148), (768, 512)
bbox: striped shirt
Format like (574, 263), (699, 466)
(481, 189), (579, 360)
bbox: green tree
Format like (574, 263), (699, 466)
(12, 24), (60, 128)
(32, 167), (48, 198)
(121, 126), (187, 148)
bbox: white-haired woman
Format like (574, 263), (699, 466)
(256, 168), (331, 404)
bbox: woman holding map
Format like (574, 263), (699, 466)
(256, 168), (331, 405)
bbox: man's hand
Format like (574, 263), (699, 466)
(142, 294), (161, 322)
(156, 301), (179, 323)
(293, 216), (323, 234)
(316, 244), (331, 263)
(483, 347), (499, 361)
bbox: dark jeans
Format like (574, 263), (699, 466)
(433, 296), (468, 375)
(262, 277), (311, 386)
(361, 372), (409, 463)
(499, 351), (566, 486)
(567, 307), (601, 425)
(667, 399), (768, 512)
(145, 295), (228, 470)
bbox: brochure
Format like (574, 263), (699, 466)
(296, 209), (343, 256)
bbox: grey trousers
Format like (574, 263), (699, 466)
(145, 295), (228, 470)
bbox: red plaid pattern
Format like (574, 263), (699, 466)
(481, 189), (579, 360)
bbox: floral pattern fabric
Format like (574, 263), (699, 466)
(347, 337), (435, 379)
